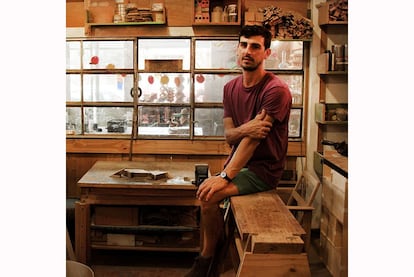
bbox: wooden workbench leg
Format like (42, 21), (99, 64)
(301, 212), (312, 253)
(237, 253), (311, 277)
(75, 201), (90, 264)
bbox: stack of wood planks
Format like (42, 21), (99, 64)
(328, 0), (348, 22)
(260, 6), (313, 39)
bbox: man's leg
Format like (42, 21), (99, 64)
(184, 185), (238, 277)
(200, 200), (223, 257)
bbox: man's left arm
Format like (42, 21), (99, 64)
(197, 110), (274, 201)
(223, 111), (274, 179)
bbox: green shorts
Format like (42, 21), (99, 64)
(232, 168), (273, 195)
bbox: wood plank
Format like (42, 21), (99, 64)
(231, 191), (305, 240)
(66, 138), (231, 155)
(237, 253), (311, 277)
(66, 138), (305, 156)
(251, 233), (303, 254)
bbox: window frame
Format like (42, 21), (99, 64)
(66, 36), (308, 141)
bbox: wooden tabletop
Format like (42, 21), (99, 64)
(78, 160), (205, 190)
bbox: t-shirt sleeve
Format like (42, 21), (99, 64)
(262, 85), (292, 123)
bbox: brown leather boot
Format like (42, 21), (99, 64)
(184, 255), (212, 277)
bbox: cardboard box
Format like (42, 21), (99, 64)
(107, 234), (135, 246)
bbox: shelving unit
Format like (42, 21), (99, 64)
(315, 1), (348, 154)
(192, 0), (241, 26)
(84, 0), (166, 35)
(315, 1), (348, 277)
(89, 205), (200, 252)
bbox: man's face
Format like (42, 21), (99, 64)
(237, 36), (270, 71)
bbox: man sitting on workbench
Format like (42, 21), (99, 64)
(184, 25), (292, 277)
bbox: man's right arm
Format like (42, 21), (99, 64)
(224, 109), (273, 145)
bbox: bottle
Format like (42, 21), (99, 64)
(278, 50), (289, 69)
(222, 6), (228, 22)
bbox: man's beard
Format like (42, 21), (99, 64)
(241, 64), (259, 71)
(240, 57), (262, 71)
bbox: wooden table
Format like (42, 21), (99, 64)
(75, 160), (203, 264)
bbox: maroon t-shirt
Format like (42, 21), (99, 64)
(223, 73), (292, 187)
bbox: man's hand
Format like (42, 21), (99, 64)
(196, 176), (228, 202)
(242, 109), (273, 139)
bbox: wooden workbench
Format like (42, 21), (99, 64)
(75, 160), (203, 264)
(228, 190), (311, 277)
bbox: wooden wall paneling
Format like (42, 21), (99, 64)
(66, 1), (86, 27)
(66, 139), (232, 155)
(164, 0), (193, 26)
(66, 139), (304, 156)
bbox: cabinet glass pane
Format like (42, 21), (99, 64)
(277, 74), (303, 105)
(83, 41), (134, 69)
(83, 74), (134, 102)
(66, 75), (81, 101)
(66, 107), (82, 135)
(84, 107), (133, 134)
(194, 108), (224, 137)
(194, 74), (239, 103)
(288, 108), (302, 138)
(138, 106), (191, 137)
(265, 41), (303, 70)
(138, 39), (190, 70)
(195, 40), (238, 69)
(66, 41), (81, 69)
(138, 73), (190, 103)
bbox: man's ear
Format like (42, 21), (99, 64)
(264, 48), (271, 59)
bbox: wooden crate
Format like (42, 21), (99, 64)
(320, 234), (347, 277)
(145, 59), (183, 72)
(320, 206), (343, 247)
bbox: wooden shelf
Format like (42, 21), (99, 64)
(91, 224), (198, 233)
(319, 71), (348, 76)
(91, 243), (200, 252)
(87, 21), (166, 27)
(319, 21), (347, 26)
(192, 22), (240, 26)
(316, 120), (347, 125)
(315, 103), (348, 123)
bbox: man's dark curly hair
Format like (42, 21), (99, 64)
(238, 25), (272, 49)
